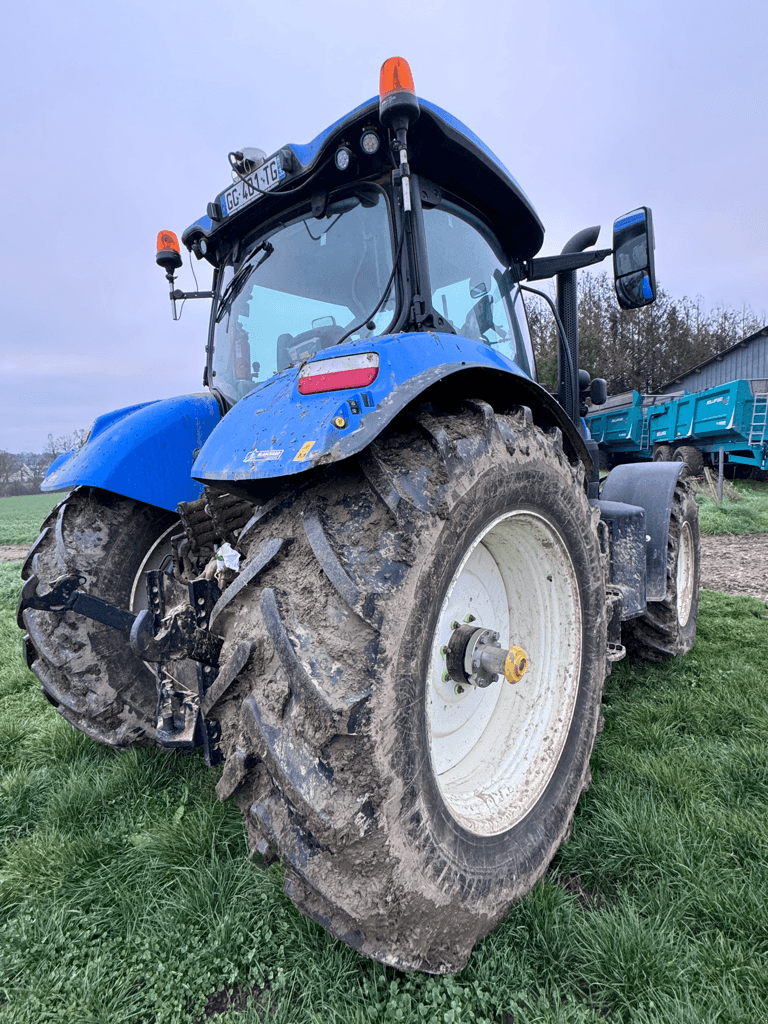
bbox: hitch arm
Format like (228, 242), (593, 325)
(20, 575), (136, 633)
(20, 574), (223, 668)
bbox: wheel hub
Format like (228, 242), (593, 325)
(445, 623), (528, 688)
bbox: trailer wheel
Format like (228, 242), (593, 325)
(20, 487), (179, 747)
(673, 445), (704, 475)
(653, 443), (672, 462)
(212, 402), (608, 973)
(624, 479), (700, 661)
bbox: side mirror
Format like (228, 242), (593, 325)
(612, 207), (656, 310)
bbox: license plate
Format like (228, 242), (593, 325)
(221, 155), (286, 217)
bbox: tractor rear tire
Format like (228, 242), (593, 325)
(211, 401), (608, 973)
(624, 478), (700, 661)
(673, 445), (705, 476)
(20, 487), (179, 747)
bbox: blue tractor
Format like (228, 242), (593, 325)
(19, 58), (700, 973)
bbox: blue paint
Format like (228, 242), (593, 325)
(43, 393), (222, 511)
(184, 96), (537, 243)
(186, 213), (214, 234)
(192, 331), (533, 485)
(614, 210), (646, 231)
(419, 99), (535, 208)
(287, 98), (377, 168)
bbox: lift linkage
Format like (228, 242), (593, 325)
(20, 572), (224, 667)
(20, 572), (225, 765)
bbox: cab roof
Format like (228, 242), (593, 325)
(183, 97), (545, 261)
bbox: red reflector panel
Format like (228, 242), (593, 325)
(298, 354), (379, 395)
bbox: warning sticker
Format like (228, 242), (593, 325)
(293, 441), (316, 462)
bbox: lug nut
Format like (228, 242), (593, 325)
(454, 684), (464, 695)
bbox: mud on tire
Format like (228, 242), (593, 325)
(624, 478), (700, 661)
(20, 487), (178, 746)
(211, 400), (609, 973)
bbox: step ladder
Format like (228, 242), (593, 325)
(749, 394), (768, 446)
(639, 411), (650, 453)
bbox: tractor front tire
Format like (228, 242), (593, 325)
(624, 478), (700, 661)
(212, 401), (608, 973)
(20, 487), (179, 747)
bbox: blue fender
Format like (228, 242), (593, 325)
(42, 393), (222, 512)
(192, 332), (588, 486)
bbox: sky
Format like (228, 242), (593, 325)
(1, 0), (765, 453)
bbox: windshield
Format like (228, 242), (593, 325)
(211, 186), (394, 403)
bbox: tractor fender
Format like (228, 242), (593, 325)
(192, 331), (591, 488)
(42, 393), (222, 512)
(600, 461), (685, 602)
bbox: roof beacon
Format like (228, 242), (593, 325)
(155, 229), (213, 321)
(379, 56), (419, 214)
(156, 230), (182, 273)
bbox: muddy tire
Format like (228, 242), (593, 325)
(624, 479), (700, 661)
(20, 487), (179, 747)
(673, 445), (705, 475)
(212, 401), (608, 973)
(653, 443), (672, 462)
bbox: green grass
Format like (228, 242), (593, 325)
(695, 478), (768, 535)
(0, 493), (63, 545)
(3, 493), (768, 1021)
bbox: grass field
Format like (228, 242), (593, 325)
(2, 493), (767, 1022)
(695, 480), (768, 535)
(0, 493), (63, 545)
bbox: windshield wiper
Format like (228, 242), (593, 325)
(215, 241), (274, 323)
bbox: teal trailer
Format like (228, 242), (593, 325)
(588, 379), (768, 474)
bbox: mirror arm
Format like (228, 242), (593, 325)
(522, 248), (612, 281)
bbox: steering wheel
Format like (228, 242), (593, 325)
(276, 324), (347, 371)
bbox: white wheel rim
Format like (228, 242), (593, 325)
(426, 511), (582, 836)
(676, 520), (695, 627)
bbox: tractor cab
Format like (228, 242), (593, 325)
(173, 59), (546, 412)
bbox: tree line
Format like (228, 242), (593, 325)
(527, 273), (765, 397)
(0, 430), (86, 497)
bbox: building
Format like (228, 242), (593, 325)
(661, 325), (768, 395)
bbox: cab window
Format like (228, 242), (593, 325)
(422, 202), (534, 377)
